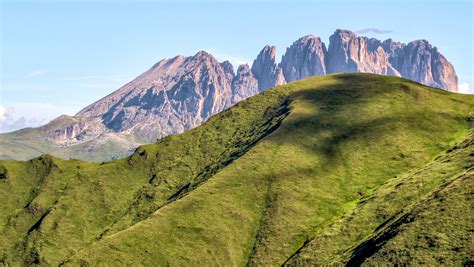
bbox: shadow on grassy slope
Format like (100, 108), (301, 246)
(284, 133), (473, 265)
(246, 74), (472, 265)
(0, 82), (292, 265)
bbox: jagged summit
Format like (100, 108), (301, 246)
(252, 45), (286, 91)
(280, 34), (327, 82)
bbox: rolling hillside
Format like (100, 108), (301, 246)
(0, 74), (472, 265)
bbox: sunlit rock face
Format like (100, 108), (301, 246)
(326, 29), (457, 92)
(280, 35), (328, 82)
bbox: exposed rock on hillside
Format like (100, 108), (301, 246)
(326, 29), (400, 76)
(385, 39), (458, 90)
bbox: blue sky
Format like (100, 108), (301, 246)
(1, 0), (473, 132)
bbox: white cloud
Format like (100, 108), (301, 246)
(0, 105), (27, 133)
(458, 82), (472, 94)
(356, 28), (393, 35)
(0, 102), (85, 133)
(0, 105), (7, 123)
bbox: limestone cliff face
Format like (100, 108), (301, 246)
(280, 35), (327, 82)
(231, 64), (259, 103)
(40, 115), (105, 146)
(324, 30), (457, 92)
(326, 29), (400, 76)
(251, 45), (286, 91)
(74, 47), (286, 144)
(77, 51), (235, 142)
(384, 39), (458, 91)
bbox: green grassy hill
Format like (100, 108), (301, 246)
(0, 74), (472, 266)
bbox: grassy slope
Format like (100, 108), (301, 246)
(285, 133), (473, 265)
(0, 74), (472, 265)
(0, 84), (289, 265)
(359, 169), (473, 265)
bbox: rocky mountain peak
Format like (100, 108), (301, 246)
(327, 29), (400, 76)
(194, 50), (213, 58)
(251, 45), (286, 91)
(280, 35), (327, 82)
(186, 51), (220, 68)
(76, 50), (237, 143)
(260, 45), (277, 59)
(387, 39), (458, 91)
(237, 63), (251, 73)
(220, 60), (234, 73)
(332, 29), (357, 41)
(381, 39), (405, 56)
(231, 63), (259, 103)
(220, 60), (235, 82)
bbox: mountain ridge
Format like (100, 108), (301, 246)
(0, 29), (459, 161)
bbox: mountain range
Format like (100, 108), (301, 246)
(0, 29), (459, 161)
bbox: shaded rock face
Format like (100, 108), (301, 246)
(280, 35), (327, 82)
(251, 45), (286, 91)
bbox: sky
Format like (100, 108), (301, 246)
(1, 0), (473, 132)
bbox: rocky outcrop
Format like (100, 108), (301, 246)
(231, 64), (259, 103)
(251, 46), (286, 91)
(324, 30), (457, 91)
(385, 39), (458, 91)
(381, 39), (405, 57)
(280, 35), (327, 82)
(39, 115), (106, 146)
(326, 29), (400, 76)
(78, 51), (235, 142)
(220, 60), (235, 83)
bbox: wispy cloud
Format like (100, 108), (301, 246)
(458, 82), (472, 94)
(26, 69), (50, 78)
(356, 28), (393, 35)
(0, 105), (10, 124)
